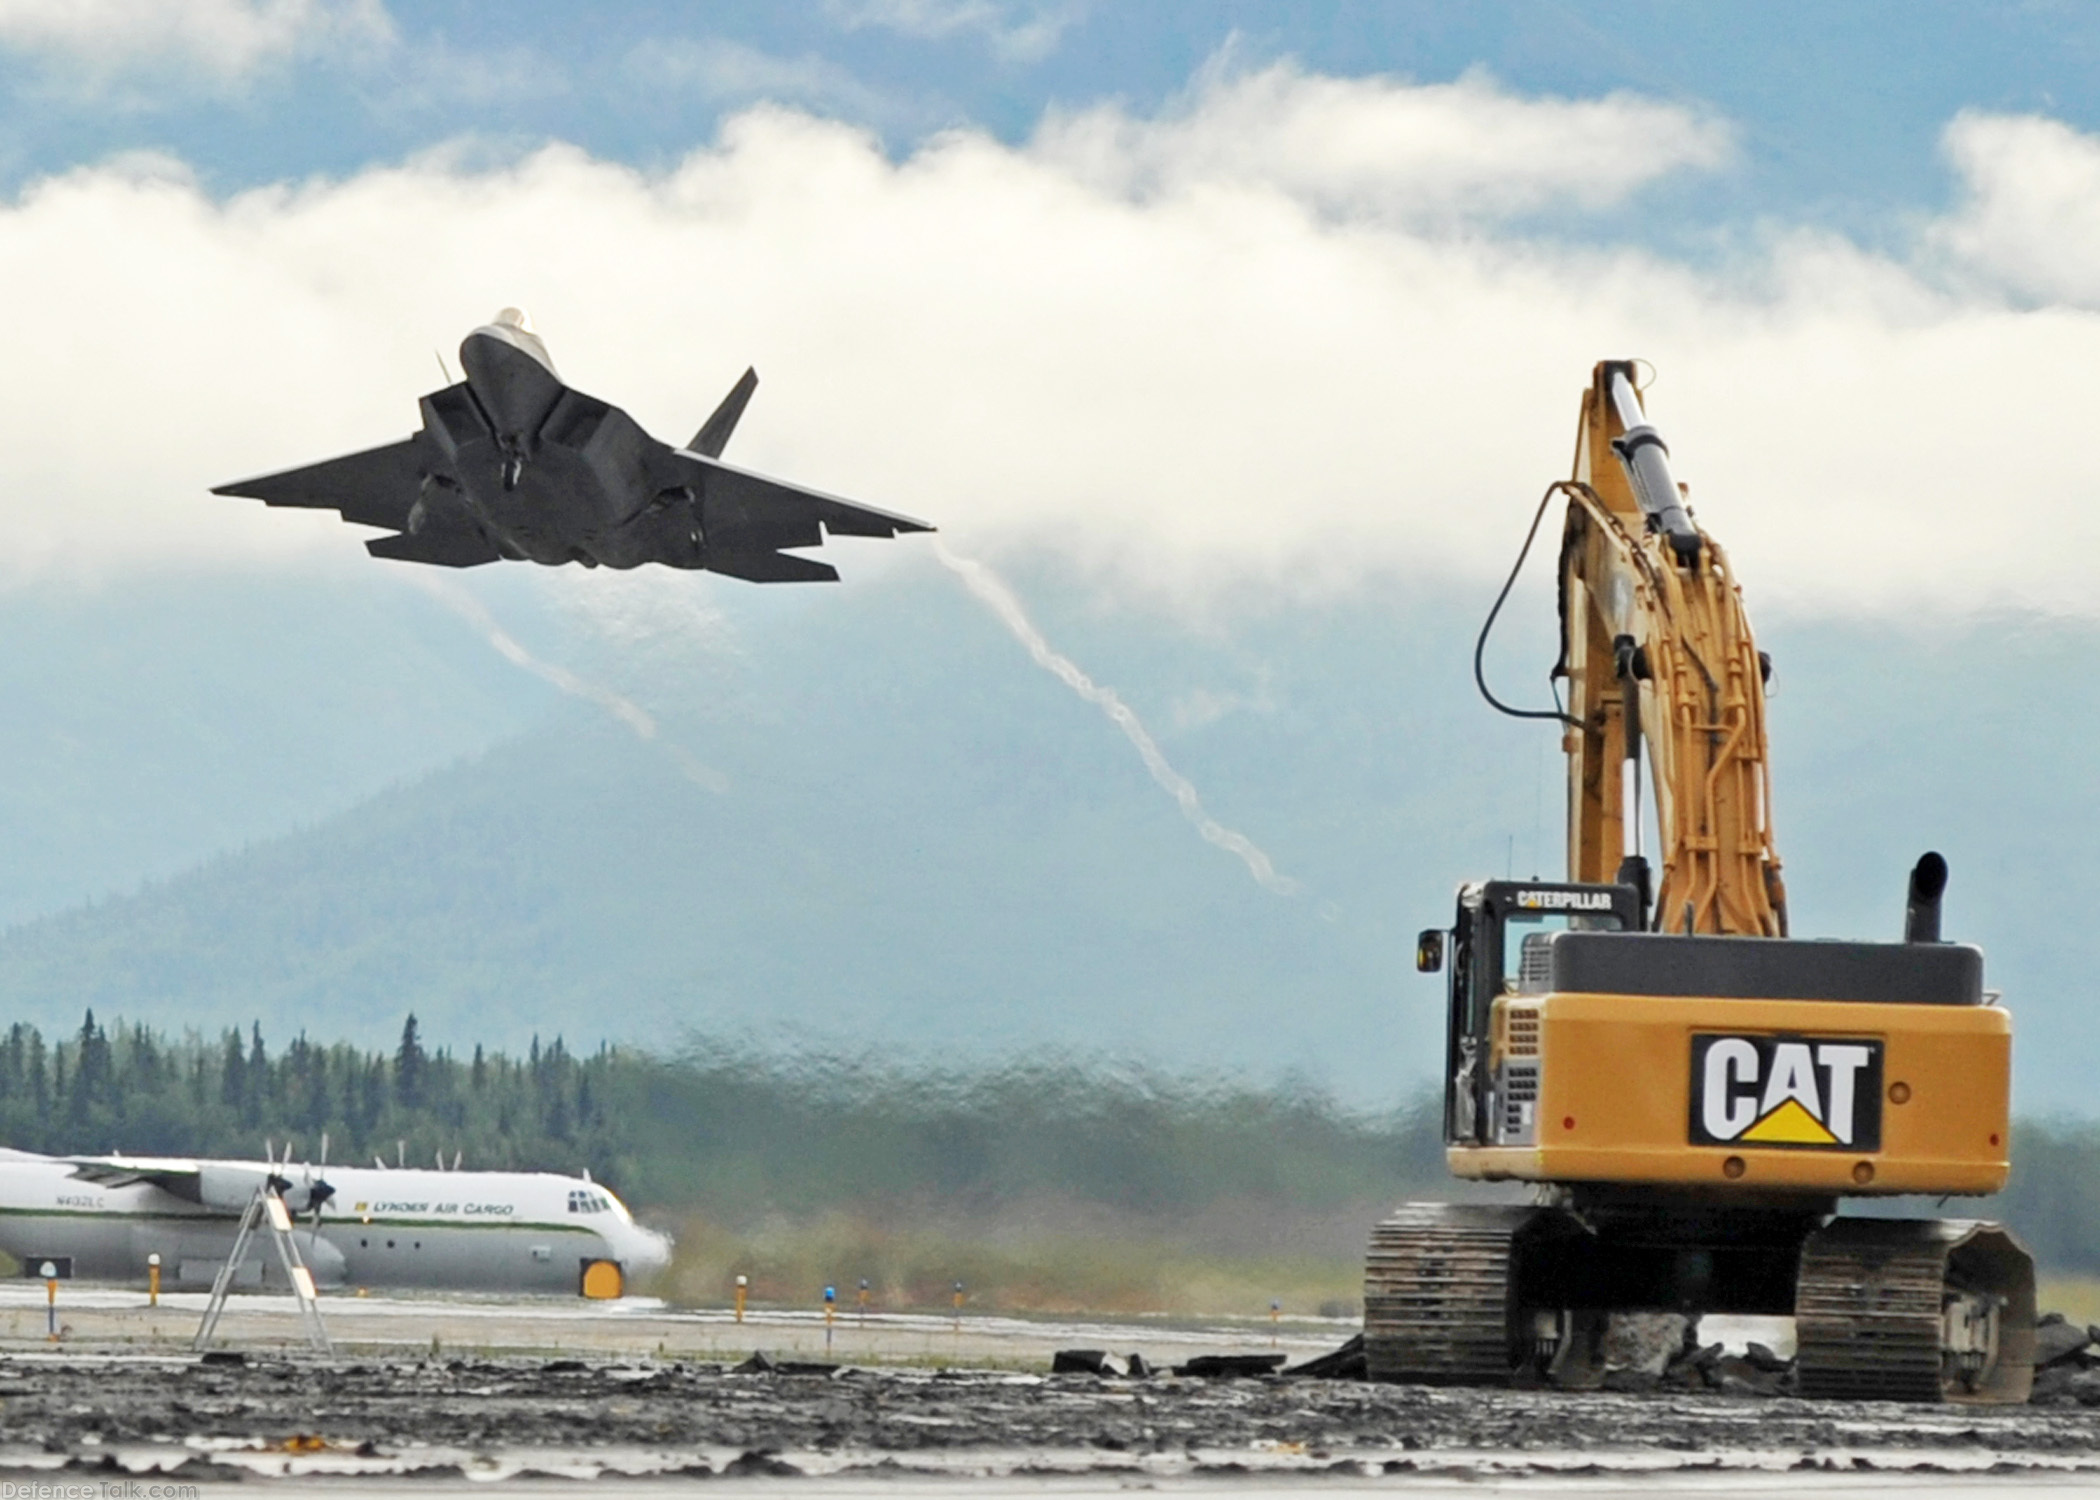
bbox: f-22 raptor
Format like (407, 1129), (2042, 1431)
(215, 309), (930, 581)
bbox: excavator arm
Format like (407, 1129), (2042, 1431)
(1557, 360), (1786, 936)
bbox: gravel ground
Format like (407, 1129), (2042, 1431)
(0, 1353), (2096, 1483)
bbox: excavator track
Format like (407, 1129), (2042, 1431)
(1795, 1217), (2036, 1404)
(1364, 1202), (1532, 1384)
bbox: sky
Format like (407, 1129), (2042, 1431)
(1, 2), (2100, 620)
(3, 2), (2100, 1102)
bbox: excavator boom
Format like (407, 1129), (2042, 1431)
(1560, 361), (1784, 935)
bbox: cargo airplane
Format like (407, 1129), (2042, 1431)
(0, 1147), (671, 1299)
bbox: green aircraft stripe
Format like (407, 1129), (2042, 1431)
(0, 1204), (596, 1235)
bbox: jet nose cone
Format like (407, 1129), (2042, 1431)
(460, 324), (564, 446)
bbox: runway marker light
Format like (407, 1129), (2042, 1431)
(148, 1252), (161, 1308)
(858, 1277), (870, 1324)
(824, 1285), (836, 1353)
(1270, 1298), (1280, 1346)
(734, 1273), (748, 1324)
(953, 1280), (964, 1332)
(41, 1262), (57, 1342)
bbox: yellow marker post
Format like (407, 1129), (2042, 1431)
(148, 1253), (161, 1308)
(857, 1278), (870, 1325)
(41, 1262), (58, 1342)
(823, 1285), (836, 1354)
(1270, 1299), (1281, 1347)
(734, 1274), (748, 1324)
(952, 1280), (964, 1333)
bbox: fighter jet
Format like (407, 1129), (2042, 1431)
(214, 308), (930, 581)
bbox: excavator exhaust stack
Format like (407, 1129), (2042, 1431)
(1906, 851), (1949, 944)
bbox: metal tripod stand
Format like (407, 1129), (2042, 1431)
(192, 1180), (334, 1355)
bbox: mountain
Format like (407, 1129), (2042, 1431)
(0, 554), (2094, 1109)
(0, 568), (553, 922)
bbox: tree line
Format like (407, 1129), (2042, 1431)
(3, 1010), (2099, 1276)
(0, 1011), (1446, 1224)
(0, 1010), (617, 1179)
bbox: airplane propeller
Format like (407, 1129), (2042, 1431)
(261, 1136), (336, 1224)
(262, 1139), (293, 1197)
(305, 1132), (336, 1229)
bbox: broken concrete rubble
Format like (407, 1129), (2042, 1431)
(1170, 1353), (1287, 1378)
(2034, 1312), (2091, 1369)
(1283, 1332), (1367, 1380)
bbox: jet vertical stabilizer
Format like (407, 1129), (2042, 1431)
(691, 368), (759, 457)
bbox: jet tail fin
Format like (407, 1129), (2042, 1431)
(690, 367), (759, 457)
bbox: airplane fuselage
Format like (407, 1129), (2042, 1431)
(415, 322), (703, 570)
(0, 1152), (672, 1297)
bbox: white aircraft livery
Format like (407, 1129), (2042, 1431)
(0, 1147), (672, 1297)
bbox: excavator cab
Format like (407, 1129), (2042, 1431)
(1422, 880), (1640, 1148)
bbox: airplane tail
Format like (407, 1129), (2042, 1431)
(690, 367), (759, 457)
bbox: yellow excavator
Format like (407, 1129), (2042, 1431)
(1368, 360), (2034, 1403)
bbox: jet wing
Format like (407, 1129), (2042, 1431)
(667, 449), (932, 583)
(367, 528), (503, 568)
(212, 435), (431, 532)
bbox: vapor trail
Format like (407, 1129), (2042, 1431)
(934, 541), (1297, 896)
(406, 574), (730, 794)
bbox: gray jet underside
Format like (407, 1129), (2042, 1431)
(214, 315), (931, 581)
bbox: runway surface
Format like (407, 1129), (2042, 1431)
(0, 1286), (2092, 1490)
(0, 1281), (1347, 1366)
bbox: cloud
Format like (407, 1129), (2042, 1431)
(827, 0), (1083, 64)
(1034, 60), (1734, 223)
(0, 0), (393, 84)
(0, 73), (2098, 628)
(1932, 109), (2100, 307)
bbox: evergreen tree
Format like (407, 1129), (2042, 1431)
(67, 1009), (109, 1124)
(242, 1023), (268, 1130)
(396, 1014), (426, 1109)
(219, 1030), (245, 1113)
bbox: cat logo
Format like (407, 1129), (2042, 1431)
(1688, 1034), (1883, 1151)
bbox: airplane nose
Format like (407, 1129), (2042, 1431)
(630, 1226), (674, 1275)
(459, 328), (564, 452)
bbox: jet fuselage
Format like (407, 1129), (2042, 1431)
(418, 318), (693, 569)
